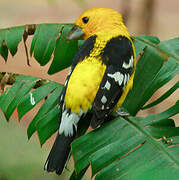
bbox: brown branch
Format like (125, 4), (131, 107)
(0, 73), (10, 93)
(25, 24), (37, 35)
(0, 73), (48, 92)
(23, 28), (31, 66)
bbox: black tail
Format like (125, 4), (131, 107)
(44, 132), (75, 175)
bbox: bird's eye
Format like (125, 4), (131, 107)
(82, 17), (89, 24)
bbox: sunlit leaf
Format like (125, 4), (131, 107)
(17, 81), (60, 120)
(0, 75), (39, 120)
(27, 85), (63, 139)
(5, 26), (25, 56)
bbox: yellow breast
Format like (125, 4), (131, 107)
(65, 57), (106, 114)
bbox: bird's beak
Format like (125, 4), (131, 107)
(66, 25), (84, 40)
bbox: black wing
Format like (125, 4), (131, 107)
(91, 36), (134, 128)
(59, 35), (97, 121)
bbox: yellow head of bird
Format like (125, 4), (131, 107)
(67, 8), (128, 40)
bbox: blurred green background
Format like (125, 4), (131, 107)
(0, 111), (71, 180)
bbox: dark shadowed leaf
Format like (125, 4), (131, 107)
(48, 25), (78, 74)
(0, 30), (8, 61)
(69, 166), (89, 180)
(30, 24), (62, 66)
(37, 106), (60, 145)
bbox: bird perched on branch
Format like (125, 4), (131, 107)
(44, 7), (136, 175)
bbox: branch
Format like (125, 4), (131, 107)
(0, 72), (47, 94)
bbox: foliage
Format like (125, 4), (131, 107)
(0, 24), (78, 74)
(0, 24), (179, 179)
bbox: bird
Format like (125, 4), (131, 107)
(44, 7), (136, 175)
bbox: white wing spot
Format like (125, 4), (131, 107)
(123, 74), (127, 85)
(64, 80), (68, 86)
(122, 56), (133, 69)
(101, 105), (105, 110)
(59, 110), (80, 136)
(108, 72), (124, 86)
(30, 92), (35, 105)
(101, 95), (107, 104)
(68, 69), (72, 76)
(127, 74), (130, 82)
(44, 160), (49, 170)
(118, 73), (124, 86)
(60, 94), (64, 101)
(124, 73), (130, 86)
(107, 72), (120, 82)
(104, 81), (111, 90)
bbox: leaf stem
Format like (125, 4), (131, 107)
(123, 117), (179, 165)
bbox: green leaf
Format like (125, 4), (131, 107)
(30, 24), (62, 66)
(72, 118), (133, 174)
(5, 76), (39, 120)
(137, 35), (160, 44)
(142, 81), (179, 109)
(123, 46), (165, 115)
(141, 100), (179, 126)
(27, 85), (63, 139)
(37, 106), (60, 145)
(30, 25), (39, 56)
(5, 26), (25, 56)
(157, 37), (179, 62)
(1, 26), (179, 180)
(139, 57), (179, 109)
(69, 166), (89, 180)
(0, 75), (39, 120)
(0, 30), (8, 61)
(48, 25), (78, 74)
(95, 140), (179, 180)
(72, 107), (179, 179)
(133, 35), (160, 57)
(0, 26), (25, 59)
(17, 81), (60, 120)
(90, 132), (144, 176)
(123, 36), (179, 115)
(145, 126), (179, 139)
(0, 44), (8, 61)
